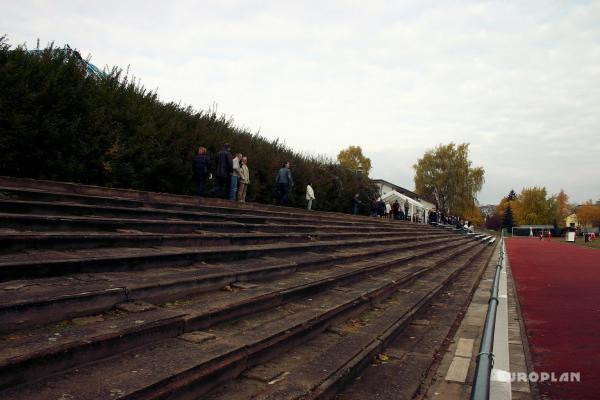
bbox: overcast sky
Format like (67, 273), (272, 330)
(3, 0), (600, 204)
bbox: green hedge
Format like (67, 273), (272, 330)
(0, 38), (377, 212)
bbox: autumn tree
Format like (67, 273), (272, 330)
(514, 187), (556, 225)
(554, 189), (572, 228)
(413, 143), (484, 216)
(577, 200), (600, 227)
(337, 146), (372, 175)
(464, 205), (484, 226)
(485, 213), (502, 230)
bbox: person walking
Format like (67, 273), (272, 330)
(352, 194), (363, 215)
(210, 143), (233, 198)
(403, 199), (409, 221)
(237, 156), (250, 202)
(192, 146), (212, 196)
(306, 183), (315, 210)
(230, 153), (242, 201)
(392, 200), (400, 220)
(275, 161), (293, 205)
(375, 198), (384, 218)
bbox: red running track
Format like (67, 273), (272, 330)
(506, 238), (600, 400)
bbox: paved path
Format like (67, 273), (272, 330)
(506, 238), (600, 400)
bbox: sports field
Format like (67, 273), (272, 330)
(506, 238), (600, 399)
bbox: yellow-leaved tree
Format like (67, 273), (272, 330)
(512, 187), (557, 225)
(577, 200), (600, 227)
(337, 146), (372, 175)
(413, 143), (484, 216)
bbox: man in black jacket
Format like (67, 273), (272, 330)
(210, 143), (233, 198)
(192, 146), (212, 196)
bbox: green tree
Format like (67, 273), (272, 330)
(502, 205), (514, 230)
(337, 146), (372, 175)
(413, 143), (484, 216)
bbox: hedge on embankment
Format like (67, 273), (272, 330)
(0, 38), (377, 212)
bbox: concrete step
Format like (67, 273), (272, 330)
(0, 199), (414, 230)
(0, 233), (466, 282)
(202, 243), (493, 400)
(0, 229), (444, 254)
(0, 212), (431, 234)
(0, 187), (417, 230)
(0, 240), (482, 389)
(0, 307), (187, 390)
(0, 241), (489, 399)
(328, 242), (495, 400)
(0, 177), (403, 224)
(0, 235), (471, 332)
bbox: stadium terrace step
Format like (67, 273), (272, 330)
(0, 229), (444, 253)
(338, 243), (495, 400)
(0, 240), (489, 399)
(0, 239), (482, 389)
(0, 177), (496, 399)
(0, 308), (187, 389)
(0, 235), (471, 332)
(0, 176), (383, 222)
(203, 243), (494, 400)
(0, 233), (465, 282)
(0, 185), (405, 228)
(0, 212), (429, 234)
(0, 199), (417, 229)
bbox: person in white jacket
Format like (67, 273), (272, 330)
(306, 183), (315, 210)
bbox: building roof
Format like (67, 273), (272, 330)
(372, 178), (420, 200)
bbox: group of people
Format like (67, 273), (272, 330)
(366, 198), (412, 220)
(193, 143), (308, 207)
(192, 143), (250, 202)
(192, 144), (475, 230)
(428, 210), (474, 232)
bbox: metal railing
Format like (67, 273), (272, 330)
(470, 234), (505, 400)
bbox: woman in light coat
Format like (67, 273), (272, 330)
(306, 183), (315, 210)
(237, 156), (250, 202)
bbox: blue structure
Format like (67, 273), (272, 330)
(27, 47), (105, 78)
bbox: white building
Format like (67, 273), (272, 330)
(372, 179), (435, 223)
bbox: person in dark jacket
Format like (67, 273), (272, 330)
(377, 198), (386, 218)
(392, 200), (400, 220)
(210, 143), (233, 198)
(192, 146), (212, 196)
(370, 199), (378, 217)
(352, 194), (363, 215)
(275, 161), (293, 205)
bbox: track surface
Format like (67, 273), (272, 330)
(506, 238), (600, 400)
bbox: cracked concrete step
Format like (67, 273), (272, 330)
(0, 236), (471, 332)
(0, 228), (444, 253)
(202, 243), (491, 400)
(0, 199), (411, 229)
(0, 240), (481, 389)
(0, 307), (186, 389)
(338, 244), (495, 400)
(0, 240), (488, 400)
(0, 212), (430, 234)
(0, 184), (400, 226)
(0, 233), (462, 281)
